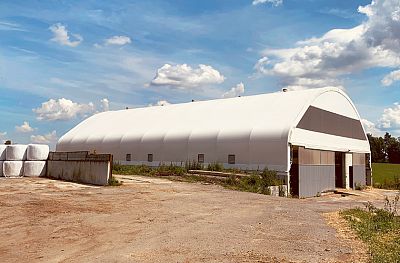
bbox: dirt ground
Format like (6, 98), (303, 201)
(0, 176), (397, 263)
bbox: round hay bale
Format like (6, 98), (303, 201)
(6, 145), (27, 161)
(27, 144), (49, 161)
(0, 145), (6, 161)
(23, 161), (46, 177)
(3, 161), (24, 177)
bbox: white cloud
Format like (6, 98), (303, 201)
(361, 119), (381, 135)
(31, 130), (57, 144)
(105, 36), (131, 46)
(15, 121), (35, 133)
(381, 69), (400, 86)
(255, 0), (400, 89)
(252, 0), (283, 6)
(33, 98), (95, 121)
(100, 98), (109, 111)
(148, 100), (171, 107)
(0, 21), (25, 31)
(49, 23), (83, 47)
(150, 64), (225, 89)
(222, 82), (245, 98)
(378, 102), (400, 129)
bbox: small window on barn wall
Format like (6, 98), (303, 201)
(126, 154), (131, 161)
(148, 154), (153, 162)
(228, 154), (235, 164)
(198, 154), (205, 163)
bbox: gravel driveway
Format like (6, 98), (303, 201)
(0, 176), (396, 263)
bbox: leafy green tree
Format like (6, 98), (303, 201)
(368, 132), (400, 163)
(367, 133), (386, 162)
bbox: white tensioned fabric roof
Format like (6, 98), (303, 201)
(57, 87), (370, 172)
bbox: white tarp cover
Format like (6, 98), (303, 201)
(57, 87), (370, 172)
(23, 161), (46, 177)
(0, 161), (3, 177)
(27, 144), (50, 161)
(3, 161), (24, 177)
(0, 145), (6, 160)
(6, 145), (27, 161)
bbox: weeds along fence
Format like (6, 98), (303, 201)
(374, 175), (400, 190)
(112, 162), (287, 196)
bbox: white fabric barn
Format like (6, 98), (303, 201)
(57, 87), (371, 197)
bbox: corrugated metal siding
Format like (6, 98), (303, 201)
(299, 165), (335, 198)
(353, 165), (366, 188)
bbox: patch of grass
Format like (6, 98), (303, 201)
(355, 182), (366, 191)
(220, 168), (283, 194)
(113, 163), (186, 177)
(207, 162), (224, 172)
(340, 194), (400, 263)
(185, 160), (204, 170)
(112, 164), (284, 196)
(108, 176), (123, 186)
(156, 164), (186, 176)
(113, 163), (154, 176)
(372, 163), (400, 190)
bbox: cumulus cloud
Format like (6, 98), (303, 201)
(105, 36), (131, 46)
(148, 100), (171, 107)
(150, 64), (225, 89)
(49, 23), (83, 47)
(31, 130), (57, 144)
(361, 119), (381, 135)
(360, 103), (400, 136)
(252, 0), (282, 6)
(100, 98), (109, 111)
(255, 0), (400, 89)
(15, 121), (35, 133)
(222, 82), (245, 98)
(381, 69), (400, 86)
(33, 98), (95, 121)
(378, 102), (400, 129)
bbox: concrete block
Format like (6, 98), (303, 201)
(47, 160), (111, 186)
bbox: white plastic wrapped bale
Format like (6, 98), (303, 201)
(23, 161), (46, 177)
(3, 161), (24, 177)
(27, 144), (50, 161)
(0, 145), (6, 160)
(0, 161), (3, 177)
(6, 145), (27, 161)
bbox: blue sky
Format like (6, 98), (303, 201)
(0, 0), (400, 147)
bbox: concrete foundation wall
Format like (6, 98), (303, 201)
(46, 151), (112, 186)
(299, 165), (335, 198)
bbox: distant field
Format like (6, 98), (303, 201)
(372, 163), (400, 186)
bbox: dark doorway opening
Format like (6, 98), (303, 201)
(289, 146), (299, 197)
(335, 152), (344, 188)
(349, 166), (354, 189)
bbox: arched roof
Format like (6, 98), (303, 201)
(57, 87), (370, 171)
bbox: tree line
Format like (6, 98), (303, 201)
(367, 133), (400, 163)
